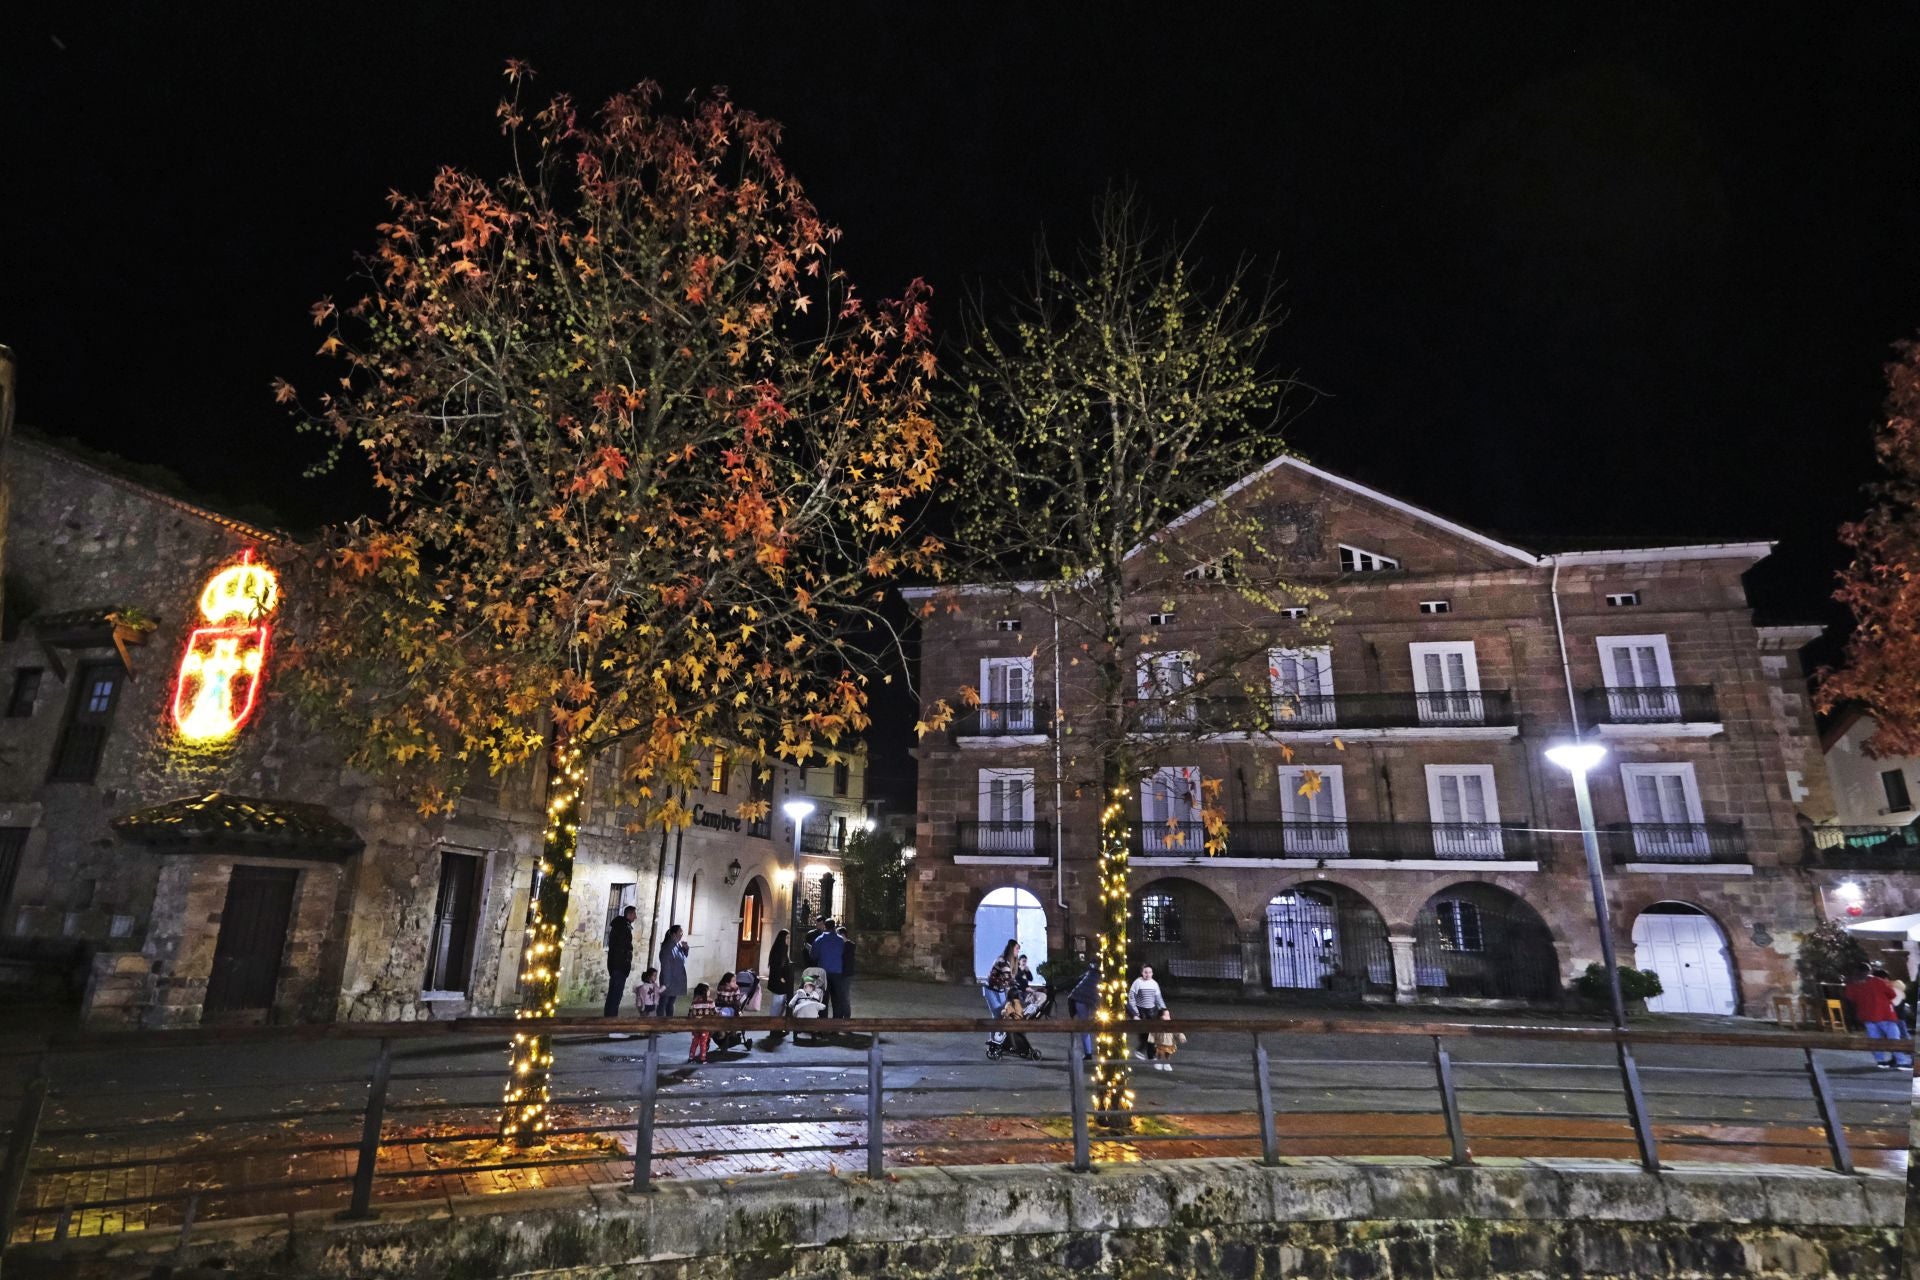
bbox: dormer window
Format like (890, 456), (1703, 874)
(1419, 600), (1450, 614)
(1605, 592), (1640, 608)
(1182, 556), (1239, 582)
(1339, 545), (1398, 573)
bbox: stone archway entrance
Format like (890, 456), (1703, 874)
(1632, 902), (1737, 1015)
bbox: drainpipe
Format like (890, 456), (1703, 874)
(1051, 600), (1068, 922)
(1548, 557), (1583, 736)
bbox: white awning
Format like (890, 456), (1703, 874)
(1844, 912), (1920, 941)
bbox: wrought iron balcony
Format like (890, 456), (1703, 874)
(1581, 685), (1720, 725)
(799, 826), (844, 856)
(1129, 819), (1546, 862)
(1803, 823), (1920, 868)
(1600, 822), (1748, 865)
(1134, 689), (1516, 733)
(954, 820), (1055, 857)
(952, 700), (1053, 738)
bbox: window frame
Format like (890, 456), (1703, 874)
(978, 767), (1037, 825)
(48, 660), (124, 784)
(5, 668), (42, 719)
(1434, 899), (1485, 952)
(1338, 544), (1399, 573)
(1597, 635), (1677, 690)
(422, 848), (489, 996)
(1881, 768), (1913, 814)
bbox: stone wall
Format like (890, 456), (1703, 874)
(6, 1157), (1901, 1280)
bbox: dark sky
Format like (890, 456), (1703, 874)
(5, 6), (1918, 805)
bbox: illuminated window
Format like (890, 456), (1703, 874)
(1434, 899), (1484, 952)
(710, 755), (731, 794)
(1140, 892), (1183, 943)
(1338, 545), (1399, 572)
(5, 669), (41, 719)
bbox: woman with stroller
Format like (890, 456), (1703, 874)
(983, 939), (1018, 1016)
(987, 989), (1043, 1061)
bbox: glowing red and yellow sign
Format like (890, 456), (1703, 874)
(172, 552), (280, 741)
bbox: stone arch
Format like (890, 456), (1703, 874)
(1261, 879), (1394, 998)
(1411, 881), (1560, 1002)
(972, 886), (1049, 983)
(1629, 900), (1740, 1016)
(1128, 877), (1243, 988)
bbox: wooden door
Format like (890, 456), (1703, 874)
(204, 866), (298, 1014)
(735, 884), (765, 972)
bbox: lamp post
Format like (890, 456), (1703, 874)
(1545, 741), (1627, 1029)
(782, 798), (816, 969)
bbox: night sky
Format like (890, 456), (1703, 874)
(5, 6), (1918, 806)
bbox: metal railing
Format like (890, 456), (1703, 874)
(954, 820), (1055, 857)
(0, 1013), (1902, 1250)
(1581, 685), (1721, 725)
(1136, 690), (1516, 733)
(1805, 823), (1920, 867)
(952, 700), (1053, 738)
(1130, 820), (1547, 861)
(1599, 822), (1748, 865)
(798, 828), (844, 855)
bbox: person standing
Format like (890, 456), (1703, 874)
(811, 922), (852, 1018)
(1845, 964), (1913, 1070)
(603, 905), (637, 1017)
(1127, 965), (1167, 1058)
(760, 929), (793, 1048)
(1067, 960), (1101, 1059)
(984, 942), (1016, 1017)
(657, 925), (689, 1019)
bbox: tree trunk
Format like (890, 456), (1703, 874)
(500, 739), (585, 1146)
(1093, 750), (1135, 1127)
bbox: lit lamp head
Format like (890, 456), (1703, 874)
(1545, 742), (1608, 775)
(782, 799), (816, 823)
(863, 817), (878, 833)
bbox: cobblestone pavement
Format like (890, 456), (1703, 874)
(2, 980), (1908, 1244)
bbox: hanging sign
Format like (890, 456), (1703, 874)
(172, 551), (279, 741)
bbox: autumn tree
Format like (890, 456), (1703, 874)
(1821, 335), (1920, 751)
(923, 195), (1319, 1119)
(283, 70), (939, 1145)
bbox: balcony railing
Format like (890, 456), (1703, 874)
(1129, 819), (1546, 862)
(1804, 823), (1920, 867)
(1581, 685), (1720, 725)
(799, 827), (844, 856)
(1600, 822), (1748, 865)
(952, 700), (1053, 738)
(1135, 690), (1516, 733)
(954, 820), (1055, 857)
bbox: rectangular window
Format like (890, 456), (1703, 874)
(977, 767), (1036, 853)
(5, 669), (42, 718)
(1597, 635), (1679, 719)
(1338, 544), (1399, 572)
(978, 657), (1037, 732)
(1408, 641), (1482, 724)
(1882, 769), (1913, 814)
(1605, 591), (1641, 607)
(833, 816), (848, 851)
(1270, 646), (1334, 725)
(1620, 763), (1708, 859)
(994, 618), (1022, 632)
(710, 755), (731, 794)
(1418, 600), (1450, 614)
(832, 761), (850, 797)
(423, 851), (485, 994)
(1147, 611), (1175, 627)
(1139, 891), (1183, 942)
(1137, 651), (1196, 729)
(48, 662), (123, 783)
(0, 827), (27, 916)
(1425, 764), (1503, 857)
(1139, 766), (1202, 853)
(1277, 764), (1347, 854)
(748, 771), (772, 838)
(1280, 607), (1309, 620)
(1182, 557), (1238, 581)
(1435, 900), (1484, 952)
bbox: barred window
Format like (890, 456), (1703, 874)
(1140, 892), (1183, 943)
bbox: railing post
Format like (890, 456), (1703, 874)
(1803, 1047), (1854, 1175)
(0, 1057), (49, 1252)
(1615, 1039), (1660, 1173)
(866, 1034), (885, 1179)
(1067, 1030), (1091, 1172)
(1251, 1033), (1278, 1166)
(631, 1033), (659, 1192)
(1431, 1036), (1471, 1166)
(339, 1038), (393, 1220)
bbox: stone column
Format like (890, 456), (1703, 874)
(1389, 934), (1418, 1005)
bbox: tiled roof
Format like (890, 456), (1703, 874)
(112, 793), (363, 855)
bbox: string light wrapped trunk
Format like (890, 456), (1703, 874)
(501, 741), (584, 1146)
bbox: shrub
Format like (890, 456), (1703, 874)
(1796, 920), (1868, 999)
(1574, 962), (1665, 1004)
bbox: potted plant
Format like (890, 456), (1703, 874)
(1573, 963), (1664, 1018)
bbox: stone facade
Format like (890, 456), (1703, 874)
(5, 1157), (1901, 1279)
(0, 439), (867, 1027)
(902, 457), (1881, 1015)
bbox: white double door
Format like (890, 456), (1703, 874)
(1410, 642), (1482, 724)
(1141, 766), (1203, 853)
(1426, 765), (1503, 857)
(1277, 764), (1348, 854)
(981, 658), (1037, 732)
(1600, 636), (1678, 720)
(1632, 910), (1736, 1015)
(1621, 763), (1707, 859)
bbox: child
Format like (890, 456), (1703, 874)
(687, 983), (717, 1063)
(788, 972), (828, 1020)
(631, 967), (662, 1018)
(1151, 1008), (1185, 1072)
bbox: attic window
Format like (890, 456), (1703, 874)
(994, 618), (1022, 632)
(1280, 607), (1309, 621)
(1605, 592), (1640, 608)
(1339, 545), (1398, 573)
(1418, 600), (1450, 615)
(1148, 612), (1176, 627)
(1182, 557), (1239, 582)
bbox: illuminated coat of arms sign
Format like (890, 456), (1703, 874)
(172, 552), (280, 741)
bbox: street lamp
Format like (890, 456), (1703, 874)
(1545, 741), (1627, 1029)
(782, 799), (816, 968)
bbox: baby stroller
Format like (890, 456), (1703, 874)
(788, 967), (830, 1042)
(985, 994), (1044, 1061)
(710, 971), (760, 1056)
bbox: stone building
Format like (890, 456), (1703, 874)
(0, 437), (865, 1026)
(902, 455), (1858, 1016)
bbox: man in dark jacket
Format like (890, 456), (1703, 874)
(1067, 962), (1101, 1058)
(811, 925), (852, 1018)
(603, 905), (637, 1017)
